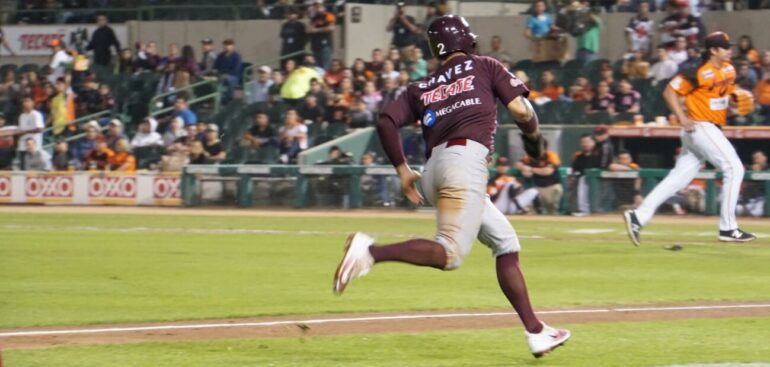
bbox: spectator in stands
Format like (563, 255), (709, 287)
(488, 156), (538, 215)
(155, 61), (177, 104)
(575, 4), (602, 62)
(163, 117), (186, 146)
(269, 70), (285, 104)
(203, 125), (226, 163)
(586, 81), (616, 115)
(324, 59), (345, 89)
(378, 60), (400, 89)
(247, 66), (274, 104)
(178, 45), (199, 77)
(199, 39), (218, 76)
(188, 141), (210, 165)
(361, 81), (383, 114)
(96, 83), (115, 111)
(87, 14), (120, 67)
(569, 76), (593, 102)
(51, 139), (76, 171)
(280, 62), (323, 106)
(621, 50), (650, 80)
(593, 125), (615, 169)
(108, 138), (136, 172)
(171, 97), (198, 126)
(525, 1), (554, 57)
(516, 141), (563, 215)
(614, 79), (641, 114)
(648, 47), (679, 85)
(131, 119), (163, 148)
(737, 150), (768, 217)
(307, 0), (336, 70)
(16, 97), (45, 166)
(736, 35), (760, 69)
(380, 77), (404, 110)
(660, 4), (700, 48)
(387, 2), (420, 61)
(735, 60), (758, 91)
(625, 2), (654, 56)
(280, 10), (307, 67)
(177, 125), (199, 147)
(83, 140), (114, 170)
(667, 36), (689, 65)
(534, 70), (565, 103)
(76, 75), (100, 116)
(0, 116), (14, 170)
(387, 47), (403, 71)
(598, 62), (617, 92)
(116, 48), (135, 75)
(19, 138), (51, 171)
(360, 151), (396, 207)
(298, 94), (326, 125)
(307, 78), (328, 108)
(349, 98), (375, 128)
(71, 124), (102, 162)
(406, 48), (428, 81)
(215, 39), (243, 104)
(608, 150), (642, 208)
(48, 39), (73, 84)
(195, 122), (208, 142)
(366, 48), (386, 75)
(49, 78), (73, 136)
(104, 119), (127, 150)
(570, 134), (601, 216)
(241, 112), (277, 149)
(278, 109), (307, 163)
(303, 54), (326, 78)
(756, 70), (770, 124)
(349, 58), (370, 91)
(158, 43), (180, 72)
(485, 35), (513, 63)
(136, 41), (160, 72)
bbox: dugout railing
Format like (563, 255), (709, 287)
(181, 165), (770, 217)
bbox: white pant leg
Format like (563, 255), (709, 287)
(491, 183), (514, 214)
(514, 188), (539, 213)
(691, 123), (744, 231)
(477, 196), (521, 256)
(636, 148), (702, 226)
(577, 176), (590, 213)
(747, 198), (765, 217)
(421, 141), (490, 269)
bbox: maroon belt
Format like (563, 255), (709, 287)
(446, 138), (467, 147)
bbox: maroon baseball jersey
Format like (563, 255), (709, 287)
(378, 54), (529, 166)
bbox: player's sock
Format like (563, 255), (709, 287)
(368, 239), (447, 269)
(496, 252), (544, 334)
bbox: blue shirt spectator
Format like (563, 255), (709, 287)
(214, 40), (243, 78)
(526, 1), (553, 39)
(171, 98), (198, 126)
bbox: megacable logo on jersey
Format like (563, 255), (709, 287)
(423, 109), (437, 127)
(420, 76), (475, 106)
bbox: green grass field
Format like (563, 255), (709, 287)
(1, 210), (769, 366)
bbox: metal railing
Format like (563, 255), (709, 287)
(148, 79), (221, 117)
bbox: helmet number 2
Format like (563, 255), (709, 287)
(437, 43), (446, 55)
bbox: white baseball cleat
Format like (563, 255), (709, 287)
(525, 323), (571, 358)
(333, 232), (375, 295)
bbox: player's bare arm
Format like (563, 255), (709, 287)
(663, 86), (694, 132)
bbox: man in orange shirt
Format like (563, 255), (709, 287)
(755, 71), (770, 124)
(108, 138), (136, 172)
(516, 141), (563, 214)
(488, 156), (539, 215)
(624, 32), (756, 244)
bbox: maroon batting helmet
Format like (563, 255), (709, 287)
(427, 15), (477, 59)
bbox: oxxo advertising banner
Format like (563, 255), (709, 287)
(0, 24), (129, 56)
(0, 172), (181, 206)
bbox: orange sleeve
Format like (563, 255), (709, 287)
(629, 163), (640, 170)
(126, 155), (136, 171)
(326, 12), (336, 24)
(547, 151), (561, 166)
(668, 75), (694, 96)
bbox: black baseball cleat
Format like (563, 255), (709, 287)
(718, 229), (756, 243)
(623, 210), (641, 247)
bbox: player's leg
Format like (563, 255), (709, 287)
(476, 196), (570, 357)
(624, 148), (701, 246)
(695, 123), (755, 241)
(512, 187), (539, 214)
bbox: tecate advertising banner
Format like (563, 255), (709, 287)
(0, 24), (128, 56)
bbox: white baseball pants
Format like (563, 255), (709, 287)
(635, 122), (745, 231)
(420, 139), (521, 270)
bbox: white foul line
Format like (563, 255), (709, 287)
(2, 304), (770, 338)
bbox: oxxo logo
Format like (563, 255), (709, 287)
(0, 176), (10, 197)
(153, 177), (181, 199)
(26, 176), (73, 198)
(89, 176), (136, 198)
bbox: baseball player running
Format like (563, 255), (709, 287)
(332, 15), (570, 358)
(624, 32), (756, 245)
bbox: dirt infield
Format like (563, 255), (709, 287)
(1, 205), (768, 225)
(1, 301), (769, 350)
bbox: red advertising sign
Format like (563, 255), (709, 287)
(153, 176), (181, 202)
(25, 175), (74, 202)
(0, 175), (11, 200)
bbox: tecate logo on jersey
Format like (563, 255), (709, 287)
(420, 75), (475, 106)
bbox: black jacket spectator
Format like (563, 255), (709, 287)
(87, 16), (121, 66)
(280, 13), (307, 63)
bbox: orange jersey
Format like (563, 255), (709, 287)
(667, 61), (736, 126)
(109, 152), (136, 172)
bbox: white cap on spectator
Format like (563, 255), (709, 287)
(109, 119), (122, 127)
(207, 123), (219, 132)
(143, 117), (159, 132)
(258, 65), (272, 74)
(85, 120), (100, 130)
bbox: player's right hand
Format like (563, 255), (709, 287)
(679, 116), (695, 133)
(397, 166), (424, 205)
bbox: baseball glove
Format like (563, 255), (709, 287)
(521, 133), (545, 159)
(731, 89), (755, 116)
